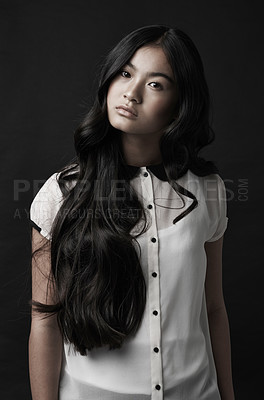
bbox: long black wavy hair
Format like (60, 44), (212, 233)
(31, 24), (219, 355)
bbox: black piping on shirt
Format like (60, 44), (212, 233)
(29, 219), (41, 232)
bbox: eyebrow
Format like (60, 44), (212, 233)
(125, 61), (175, 84)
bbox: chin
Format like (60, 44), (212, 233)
(109, 118), (135, 132)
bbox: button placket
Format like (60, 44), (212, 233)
(140, 167), (163, 399)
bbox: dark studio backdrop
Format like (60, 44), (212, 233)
(1, 0), (263, 398)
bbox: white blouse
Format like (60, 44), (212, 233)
(29, 164), (228, 400)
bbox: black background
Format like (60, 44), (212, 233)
(1, 0), (263, 398)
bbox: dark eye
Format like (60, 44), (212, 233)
(120, 70), (131, 78)
(149, 82), (162, 89)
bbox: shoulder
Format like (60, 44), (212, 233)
(182, 170), (226, 200)
(29, 171), (63, 230)
(31, 164), (79, 203)
(38, 171), (62, 197)
(176, 170), (228, 242)
(29, 166), (76, 239)
(177, 170), (224, 199)
(29, 165), (79, 234)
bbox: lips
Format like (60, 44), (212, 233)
(116, 105), (138, 117)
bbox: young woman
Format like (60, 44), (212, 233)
(29, 25), (235, 400)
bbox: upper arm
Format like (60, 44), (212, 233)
(31, 227), (57, 321)
(204, 235), (226, 315)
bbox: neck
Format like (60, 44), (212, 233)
(121, 133), (163, 167)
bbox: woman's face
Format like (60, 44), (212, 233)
(107, 46), (178, 137)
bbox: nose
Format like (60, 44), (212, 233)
(123, 82), (142, 104)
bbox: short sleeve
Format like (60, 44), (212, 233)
(29, 172), (64, 241)
(205, 174), (229, 242)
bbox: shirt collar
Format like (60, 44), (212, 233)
(126, 163), (168, 182)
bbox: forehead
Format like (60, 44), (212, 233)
(128, 46), (173, 74)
